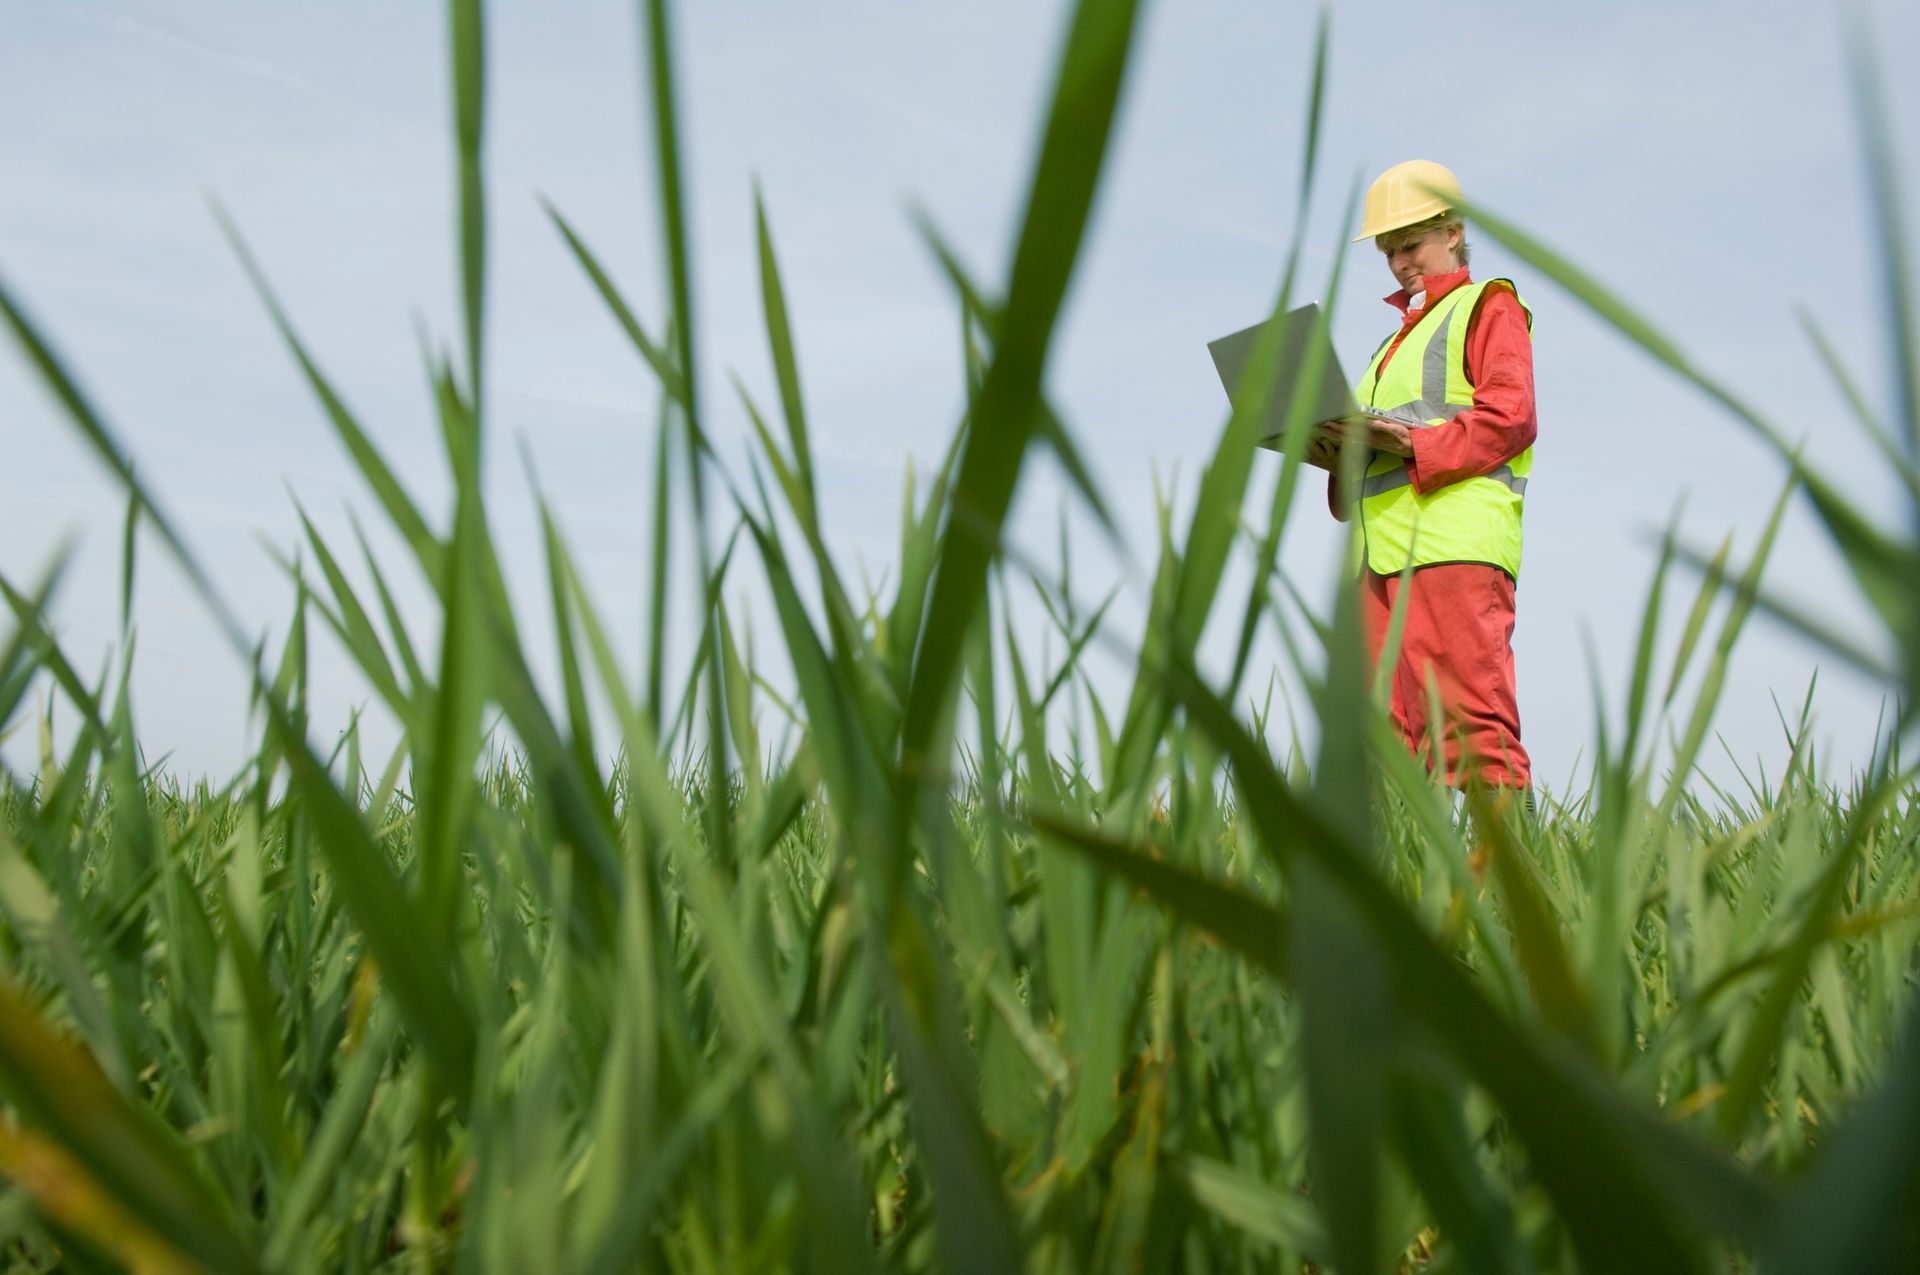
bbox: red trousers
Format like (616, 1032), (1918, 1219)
(1359, 563), (1531, 789)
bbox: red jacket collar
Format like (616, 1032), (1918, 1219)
(1385, 266), (1473, 317)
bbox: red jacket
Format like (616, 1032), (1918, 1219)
(1330, 267), (1536, 518)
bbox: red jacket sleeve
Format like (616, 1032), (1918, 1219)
(1405, 287), (1536, 493)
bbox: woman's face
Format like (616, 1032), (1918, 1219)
(1379, 225), (1460, 293)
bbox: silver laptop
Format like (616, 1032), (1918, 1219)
(1207, 303), (1407, 451)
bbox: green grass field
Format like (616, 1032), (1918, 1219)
(1, 1), (1917, 1271)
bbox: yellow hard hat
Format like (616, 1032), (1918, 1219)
(1353, 160), (1463, 242)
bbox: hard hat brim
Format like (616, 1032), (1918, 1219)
(1353, 197), (1456, 244)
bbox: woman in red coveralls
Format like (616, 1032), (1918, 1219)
(1306, 161), (1535, 790)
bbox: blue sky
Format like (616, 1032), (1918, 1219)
(2, 0), (1916, 789)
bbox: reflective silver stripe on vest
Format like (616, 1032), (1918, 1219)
(1422, 306), (1455, 409)
(1368, 303), (1473, 423)
(1413, 301), (1475, 421)
(1359, 463), (1528, 500)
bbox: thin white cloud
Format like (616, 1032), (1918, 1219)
(35, 1), (314, 94)
(26, 0), (431, 143)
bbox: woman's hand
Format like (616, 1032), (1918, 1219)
(1322, 415), (1414, 457)
(1303, 430), (1340, 471)
(1305, 419), (1408, 471)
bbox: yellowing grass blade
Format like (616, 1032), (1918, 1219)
(0, 977), (257, 1273)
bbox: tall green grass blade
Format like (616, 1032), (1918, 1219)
(754, 184), (816, 517)
(536, 497), (608, 819)
(1104, 493), (1183, 806)
(214, 211), (441, 578)
(1296, 10), (1328, 213)
(642, 0), (736, 874)
(350, 513), (429, 693)
(544, 203), (687, 407)
(1291, 546), (1390, 1275)
(738, 513), (878, 819)
(1659, 476), (1795, 813)
(734, 381), (867, 709)
(1797, 306), (1920, 500)
(1665, 532), (1731, 709)
(1842, 14), (1918, 456)
(886, 419), (971, 704)
(481, 618), (624, 940)
(416, 374), (488, 945)
(1623, 511), (1679, 764)
(450, 0), (487, 419)
(643, 0), (701, 444)
(290, 505), (412, 727)
(900, 0), (1145, 798)
(0, 557), (110, 745)
(1035, 584), (1117, 716)
(909, 214), (1118, 540)
(647, 387), (673, 729)
(715, 600), (759, 793)
(0, 281), (241, 648)
(118, 485), (137, 636)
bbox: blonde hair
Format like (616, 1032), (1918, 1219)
(1376, 213), (1470, 267)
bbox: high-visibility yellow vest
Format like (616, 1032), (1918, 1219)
(1351, 279), (1533, 579)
